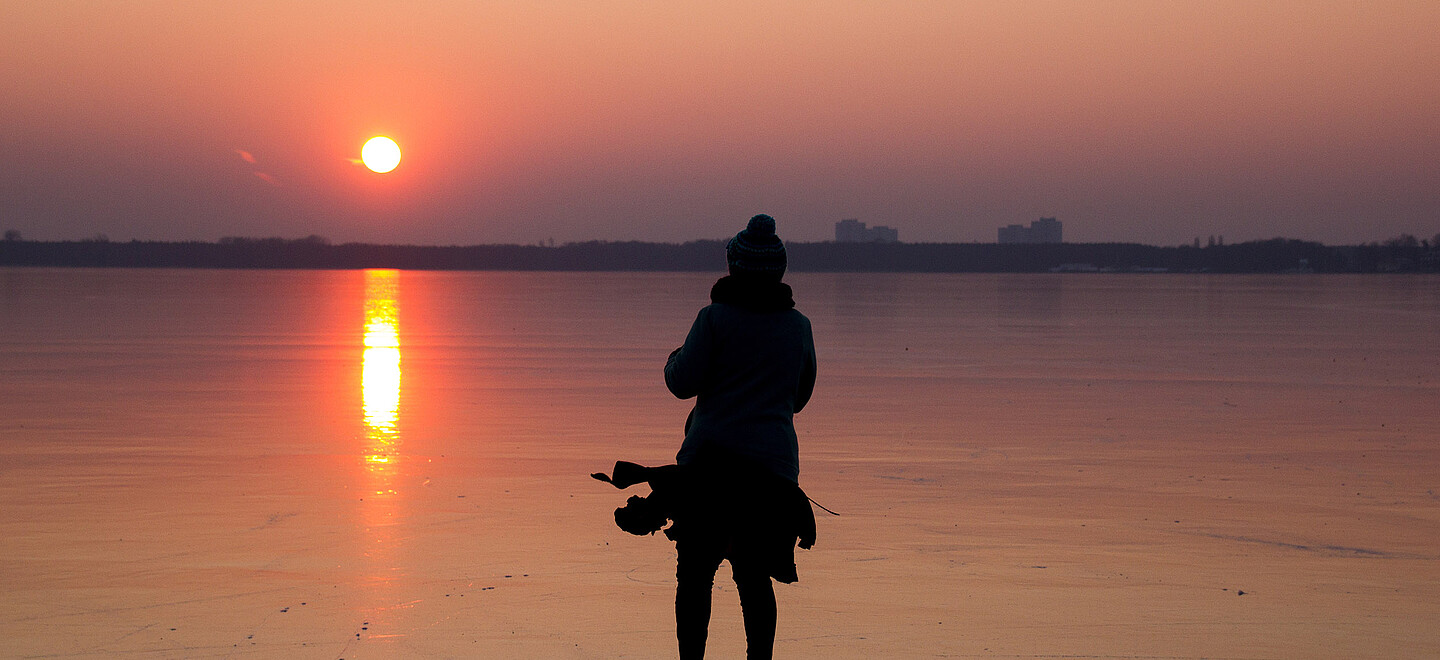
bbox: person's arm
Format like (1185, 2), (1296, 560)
(664, 308), (713, 399)
(794, 320), (817, 413)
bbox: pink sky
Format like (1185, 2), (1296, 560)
(3, 1), (1437, 245)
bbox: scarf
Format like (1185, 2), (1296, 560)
(709, 275), (795, 312)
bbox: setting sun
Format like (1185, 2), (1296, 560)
(361, 136), (401, 174)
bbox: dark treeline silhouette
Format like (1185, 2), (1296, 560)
(1, 236), (1437, 273)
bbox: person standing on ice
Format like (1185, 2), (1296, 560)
(663, 213), (818, 660)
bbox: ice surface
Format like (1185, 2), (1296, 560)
(2, 269), (1437, 658)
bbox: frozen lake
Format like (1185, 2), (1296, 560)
(2, 268), (1438, 658)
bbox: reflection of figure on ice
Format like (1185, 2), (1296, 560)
(595, 214), (818, 659)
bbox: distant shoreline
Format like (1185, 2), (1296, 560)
(1, 238), (1436, 273)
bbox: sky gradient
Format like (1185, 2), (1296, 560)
(4, 1), (1438, 245)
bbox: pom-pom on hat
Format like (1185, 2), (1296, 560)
(726, 214), (787, 278)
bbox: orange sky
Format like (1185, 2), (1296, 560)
(3, 1), (1437, 244)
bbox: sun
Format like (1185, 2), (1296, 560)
(361, 136), (401, 174)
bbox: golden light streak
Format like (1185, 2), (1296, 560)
(362, 269), (401, 473)
(358, 269), (404, 602)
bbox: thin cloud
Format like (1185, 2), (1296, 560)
(236, 149), (280, 185)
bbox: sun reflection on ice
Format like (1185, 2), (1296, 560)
(362, 269), (401, 484)
(357, 270), (408, 638)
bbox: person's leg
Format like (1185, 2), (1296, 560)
(731, 563), (777, 660)
(676, 537), (724, 660)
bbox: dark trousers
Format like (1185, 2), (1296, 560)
(676, 535), (776, 660)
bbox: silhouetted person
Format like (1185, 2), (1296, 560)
(664, 214), (818, 659)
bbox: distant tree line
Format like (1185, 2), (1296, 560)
(1, 234), (1437, 273)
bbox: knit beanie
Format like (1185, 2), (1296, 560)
(726, 214), (787, 278)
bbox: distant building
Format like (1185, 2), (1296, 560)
(835, 219), (899, 243)
(998, 217), (1063, 244)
